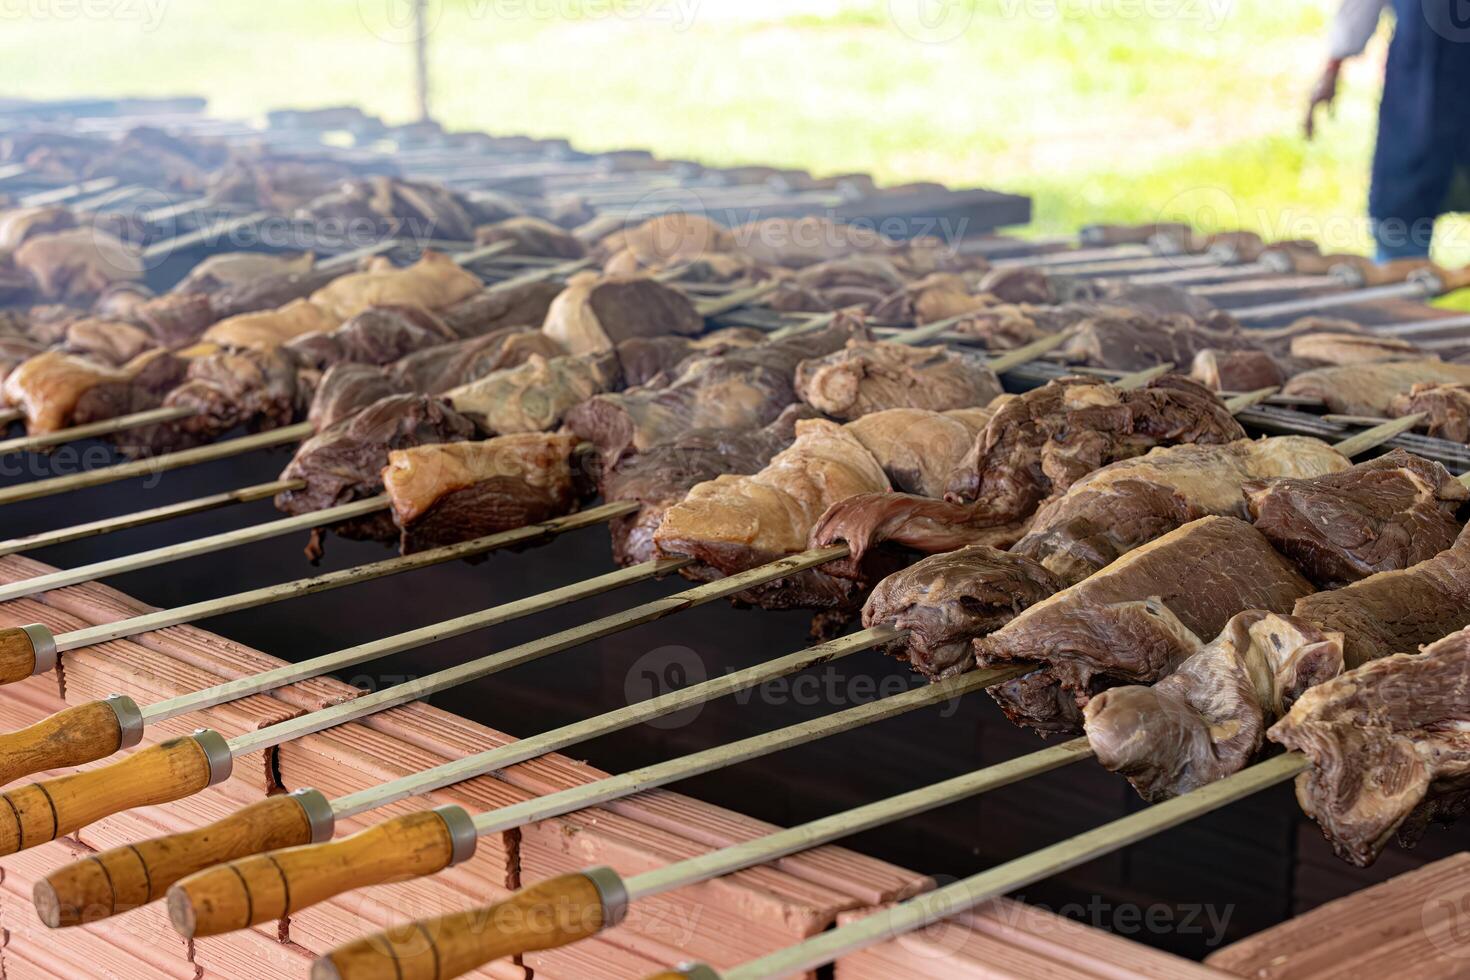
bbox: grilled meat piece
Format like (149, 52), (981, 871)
(1058, 311), (1259, 372)
(13, 229), (143, 303)
(446, 352), (620, 435)
(60, 318), (153, 366)
(1283, 359), (1470, 415)
(653, 418), (890, 610)
(862, 546), (1062, 679)
(287, 306), (456, 370)
(945, 376), (1247, 518)
(70, 350), (189, 441)
(977, 267), (1053, 305)
(1389, 383), (1470, 442)
(541, 273), (702, 355)
(613, 328), (765, 388)
(1085, 611), (1343, 801)
(0, 206), (76, 250)
(438, 280), (565, 339)
(601, 406), (817, 567)
(474, 216), (586, 259)
(975, 516), (1316, 735)
(275, 394), (479, 547)
(1293, 526), (1470, 668)
(294, 177), (489, 242)
(567, 318), (864, 466)
(1246, 450), (1467, 588)
(3, 350), (141, 435)
(308, 363), (400, 432)
(126, 347), (311, 454)
(794, 340), (1003, 420)
(1289, 333), (1421, 365)
(172, 252), (316, 298)
(1014, 436), (1351, 585)
(731, 216), (892, 268)
(810, 492), (1031, 580)
(844, 406), (996, 498)
(1269, 626), (1470, 866)
(1189, 349), (1289, 392)
(308, 252), (483, 323)
(203, 298), (340, 351)
(384, 433), (586, 553)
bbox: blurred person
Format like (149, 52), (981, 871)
(1306, 0), (1470, 260)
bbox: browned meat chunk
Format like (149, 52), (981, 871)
(1085, 611), (1343, 801)
(287, 306), (455, 369)
(307, 252), (483, 323)
(474, 216), (586, 259)
(275, 394), (479, 546)
(445, 352), (620, 435)
(127, 347), (310, 454)
(1293, 527), (1470, 668)
(172, 253), (316, 298)
(1189, 349), (1288, 392)
(383, 433), (586, 553)
(975, 516), (1315, 735)
(1283, 359), (1470, 415)
(1059, 311), (1258, 372)
(1246, 450), (1467, 588)
(731, 216), (892, 268)
(614, 328), (765, 388)
(294, 177), (488, 242)
(1389, 383), (1470, 442)
(309, 363), (401, 432)
(567, 318), (863, 466)
(13, 229), (143, 303)
(862, 546), (1061, 679)
(843, 406), (996, 498)
(945, 376), (1247, 519)
(438, 280), (564, 339)
(60, 318), (153, 366)
(653, 418), (890, 610)
(977, 267), (1053, 305)
(810, 492), (1031, 579)
(1269, 626), (1470, 865)
(601, 406), (817, 567)
(541, 273), (702, 355)
(793, 340), (1002, 420)
(1014, 436), (1351, 585)
(1289, 333), (1422, 365)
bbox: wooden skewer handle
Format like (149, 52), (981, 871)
(168, 805), (476, 938)
(0, 624), (53, 685)
(35, 790), (324, 928)
(0, 731), (228, 856)
(311, 870), (623, 980)
(0, 698), (132, 789)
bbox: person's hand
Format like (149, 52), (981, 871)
(1305, 59), (1344, 140)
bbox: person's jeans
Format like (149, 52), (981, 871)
(1372, 217), (1435, 261)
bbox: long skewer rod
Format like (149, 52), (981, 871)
(0, 405), (196, 455)
(0, 421), (312, 507)
(0, 478), (302, 559)
(0, 493), (386, 604)
(0, 546), (846, 857)
(715, 753), (1307, 980)
(1232, 278), (1437, 322)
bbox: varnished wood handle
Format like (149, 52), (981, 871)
(312, 871), (615, 980)
(0, 626), (41, 684)
(0, 732), (224, 856)
(168, 807), (466, 938)
(0, 700), (123, 789)
(36, 792), (318, 928)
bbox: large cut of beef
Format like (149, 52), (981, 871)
(202, 298), (340, 351)
(601, 405), (818, 567)
(944, 376), (1247, 518)
(768, 257), (908, 313)
(0, 206), (75, 250)
(1057, 310), (1259, 372)
(793, 340), (1002, 420)
(287, 305), (457, 369)
(1269, 626), (1470, 866)
(173, 252), (316, 299)
(862, 546), (1062, 679)
(1246, 449), (1467, 588)
(1389, 383), (1470, 442)
(1084, 611), (1343, 802)
(1292, 526), (1470, 668)
(446, 352), (621, 435)
(128, 348), (313, 455)
(844, 406), (997, 498)
(974, 516), (1316, 735)
(275, 394), (479, 550)
(613, 328), (765, 388)
(474, 216), (587, 259)
(293, 177), (491, 242)
(307, 329), (570, 433)
(436, 280), (565, 339)
(1288, 332), (1421, 365)
(2, 349), (182, 435)
(653, 418), (891, 610)
(566, 318), (865, 466)
(383, 433), (587, 553)
(59, 318), (153, 366)
(1189, 349), (1290, 392)
(541, 273), (702, 355)
(307, 252), (484, 323)
(1283, 359), (1470, 415)
(1013, 436), (1351, 585)
(730, 216), (893, 268)
(597, 213), (737, 274)
(13, 229), (144, 303)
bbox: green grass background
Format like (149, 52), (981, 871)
(5, 0), (1467, 305)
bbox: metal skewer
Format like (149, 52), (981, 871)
(308, 729), (1087, 980)
(0, 502), (635, 693)
(690, 753), (1309, 980)
(1232, 266), (1470, 322)
(0, 545), (846, 858)
(42, 624), (907, 927)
